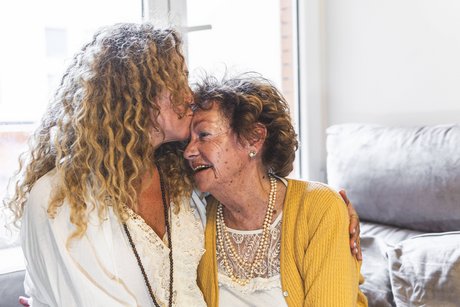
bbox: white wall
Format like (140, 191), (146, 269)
(0, 0), (141, 123)
(186, 0), (282, 88)
(300, 0), (460, 181)
(326, 0), (460, 126)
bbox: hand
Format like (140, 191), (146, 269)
(19, 296), (31, 307)
(339, 190), (362, 261)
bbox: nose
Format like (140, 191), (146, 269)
(184, 137), (198, 161)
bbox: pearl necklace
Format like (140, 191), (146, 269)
(216, 173), (277, 286)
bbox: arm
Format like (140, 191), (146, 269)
(21, 174), (140, 306)
(303, 193), (361, 306)
(21, 175), (88, 306)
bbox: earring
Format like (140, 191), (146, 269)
(249, 151), (257, 158)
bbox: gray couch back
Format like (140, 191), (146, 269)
(326, 124), (460, 232)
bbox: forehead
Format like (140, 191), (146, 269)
(192, 102), (228, 126)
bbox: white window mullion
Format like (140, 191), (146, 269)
(296, 0), (328, 182)
(144, 0), (212, 60)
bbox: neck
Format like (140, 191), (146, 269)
(216, 170), (276, 230)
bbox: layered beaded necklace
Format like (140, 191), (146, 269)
(216, 173), (277, 286)
(123, 163), (174, 307)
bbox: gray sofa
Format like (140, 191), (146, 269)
(0, 207), (25, 307)
(326, 124), (460, 307)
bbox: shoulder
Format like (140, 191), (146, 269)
(285, 179), (343, 204)
(29, 169), (60, 199)
(21, 170), (64, 254)
(284, 179), (348, 223)
(25, 169), (61, 216)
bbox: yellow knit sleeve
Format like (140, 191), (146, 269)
(302, 186), (362, 306)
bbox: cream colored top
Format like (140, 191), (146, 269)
(217, 213), (288, 307)
(21, 170), (207, 307)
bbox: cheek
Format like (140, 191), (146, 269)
(213, 145), (245, 176)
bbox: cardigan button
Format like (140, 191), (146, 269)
(283, 291), (289, 297)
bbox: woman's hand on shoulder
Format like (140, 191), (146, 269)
(339, 190), (362, 261)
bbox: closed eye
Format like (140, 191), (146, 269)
(198, 131), (210, 139)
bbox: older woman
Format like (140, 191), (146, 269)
(185, 74), (367, 306)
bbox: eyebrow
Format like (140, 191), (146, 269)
(191, 117), (210, 128)
(193, 114), (228, 130)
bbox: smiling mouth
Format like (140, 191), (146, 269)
(192, 164), (212, 173)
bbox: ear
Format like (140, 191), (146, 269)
(248, 122), (267, 152)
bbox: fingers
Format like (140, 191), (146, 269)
(350, 238), (362, 260)
(357, 241), (363, 260)
(339, 189), (350, 205)
(349, 221), (363, 260)
(340, 189), (363, 260)
(19, 296), (30, 307)
(349, 214), (361, 260)
(342, 189), (359, 237)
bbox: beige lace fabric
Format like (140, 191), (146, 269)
(217, 213), (283, 294)
(125, 201), (206, 306)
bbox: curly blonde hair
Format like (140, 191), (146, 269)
(6, 23), (193, 240)
(192, 73), (298, 177)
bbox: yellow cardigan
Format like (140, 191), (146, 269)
(197, 179), (368, 306)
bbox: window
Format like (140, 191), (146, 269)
(0, 0), (300, 201)
(0, 0), (143, 198)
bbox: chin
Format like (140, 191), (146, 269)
(193, 176), (211, 194)
(194, 182), (209, 193)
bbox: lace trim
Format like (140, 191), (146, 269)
(218, 272), (283, 294)
(124, 201), (206, 306)
(217, 212), (283, 292)
(124, 206), (169, 252)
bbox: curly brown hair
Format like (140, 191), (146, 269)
(192, 73), (298, 177)
(6, 23), (193, 240)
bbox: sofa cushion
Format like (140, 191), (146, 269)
(0, 246), (26, 307)
(0, 270), (26, 307)
(388, 232), (460, 306)
(326, 124), (460, 232)
(360, 222), (422, 307)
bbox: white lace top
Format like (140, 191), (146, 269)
(124, 201), (206, 306)
(217, 213), (288, 307)
(21, 170), (207, 307)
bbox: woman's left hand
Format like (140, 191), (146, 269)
(339, 190), (362, 261)
(19, 296), (31, 307)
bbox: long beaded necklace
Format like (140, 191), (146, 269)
(123, 163), (174, 307)
(216, 173), (277, 286)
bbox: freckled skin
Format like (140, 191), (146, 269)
(184, 103), (250, 194)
